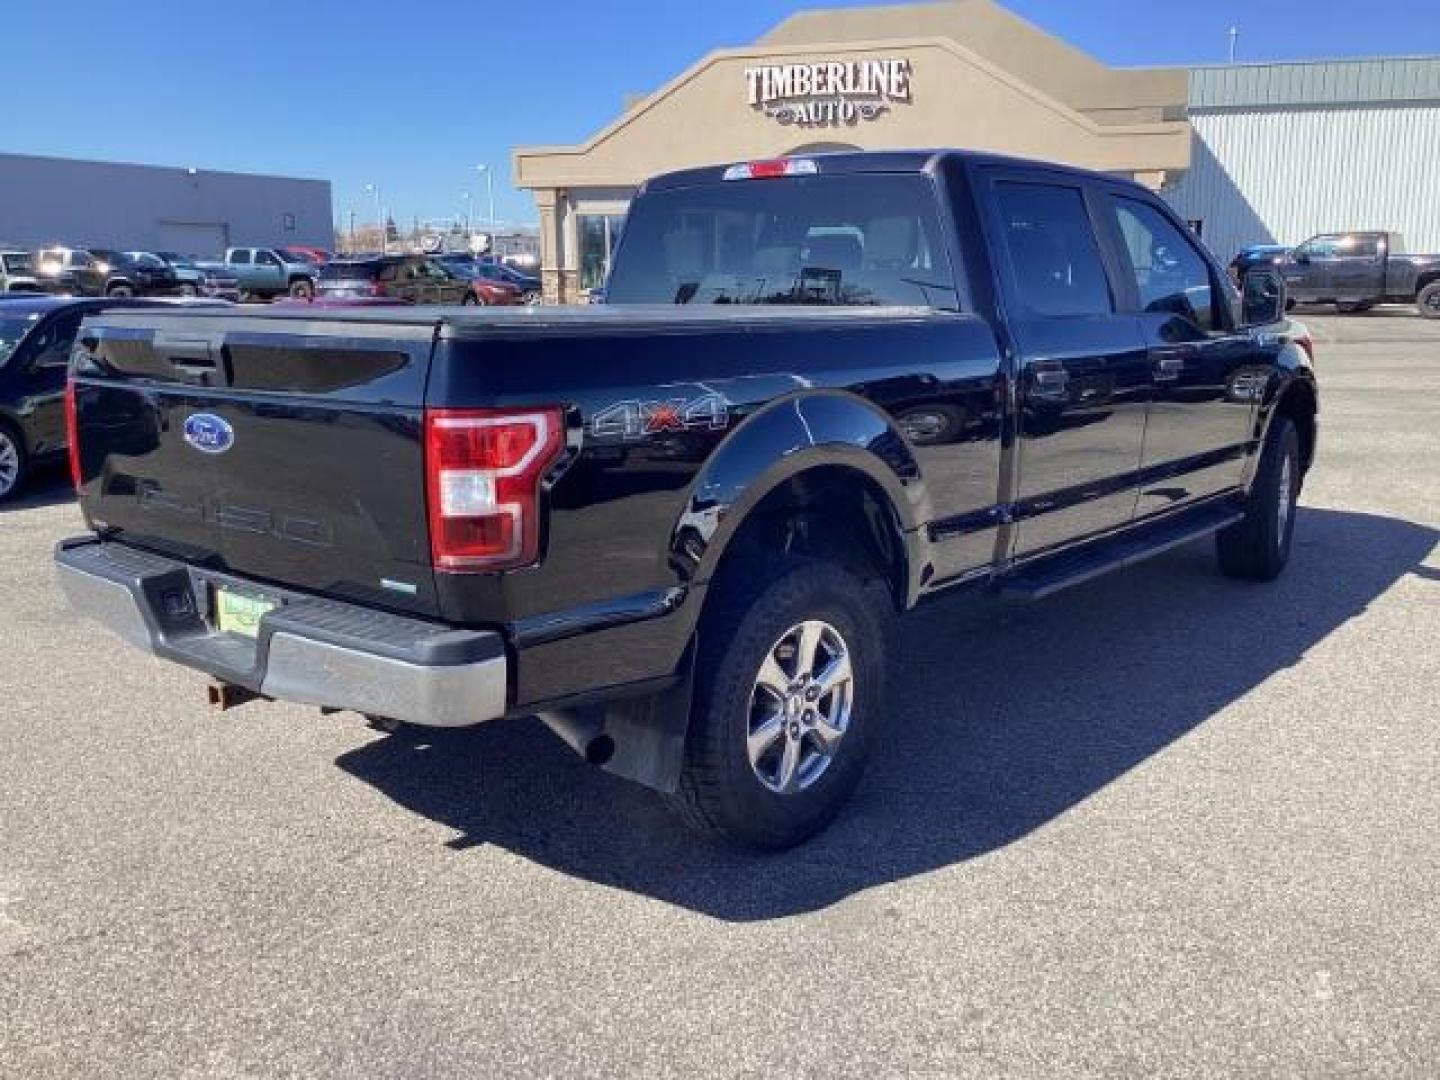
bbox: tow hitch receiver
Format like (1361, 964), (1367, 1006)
(207, 680), (261, 712)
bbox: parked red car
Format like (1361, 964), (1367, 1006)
(280, 246), (333, 265)
(465, 275), (523, 306)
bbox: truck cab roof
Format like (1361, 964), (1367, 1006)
(642, 148), (1153, 195)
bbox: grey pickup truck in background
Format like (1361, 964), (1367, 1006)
(1280, 230), (1440, 317)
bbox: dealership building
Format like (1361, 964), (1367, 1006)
(513, 0), (1440, 303)
(0, 152), (333, 256)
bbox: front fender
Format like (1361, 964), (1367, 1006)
(671, 389), (930, 592)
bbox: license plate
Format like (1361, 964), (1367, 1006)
(214, 587), (278, 638)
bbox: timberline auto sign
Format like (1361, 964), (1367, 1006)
(745, 58), (912, 127)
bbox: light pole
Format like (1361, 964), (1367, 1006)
(461, 191), (472, 240)
(475, 164), (495, 251)
(347, 209), (357, 253)
(364, 183), (385, 253)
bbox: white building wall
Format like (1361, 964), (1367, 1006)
(1165, 105), (1440, 263)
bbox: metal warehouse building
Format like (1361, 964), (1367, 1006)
(0, 152), (333, 256)
(1166, 58), (1440, 262)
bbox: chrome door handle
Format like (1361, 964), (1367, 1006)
(1031, 366), (1069, 402)
(1154, 356), (1184, 381)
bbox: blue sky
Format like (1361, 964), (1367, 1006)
(5, 0), (1436, 228)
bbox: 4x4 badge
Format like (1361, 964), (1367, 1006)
(591, 393), (730, 441)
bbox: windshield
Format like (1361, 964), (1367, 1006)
(0, 313), (41, 368)
(2, 253), (33, 274)
(320, 261), (384, 281)
(606, 173), (958, 308)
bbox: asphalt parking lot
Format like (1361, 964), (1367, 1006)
(2, 309), (1437, 1078)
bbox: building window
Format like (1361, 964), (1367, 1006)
(578, 214), (625, 290)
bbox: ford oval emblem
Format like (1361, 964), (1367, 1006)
(182, 413), (234, 455)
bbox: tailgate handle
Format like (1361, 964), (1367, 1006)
(155, 336), (219, 378)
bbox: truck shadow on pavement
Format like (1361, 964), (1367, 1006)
(336, 506), (1438, 921)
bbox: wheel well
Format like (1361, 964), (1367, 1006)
(709, 466), (908, 611)
(1274, 382), (1317, 474)
(1417, 271), (1440, 294)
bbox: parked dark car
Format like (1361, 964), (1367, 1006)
(0, 295), (227, 499)
(88, 250), (183, 297)
(317, 256), (473, 304)
(1228, 244), (1291, 285)
(1278, 231), (1440, 316)
(56, 150), (1316, 848)
(153, 252), (242, 301)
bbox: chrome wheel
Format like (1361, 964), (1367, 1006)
(747, 620), (854, 794)
(0, 431), (20, 497)
(1277, 453), (1294, 549)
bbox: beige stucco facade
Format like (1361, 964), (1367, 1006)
(513, 0), (1190, 303)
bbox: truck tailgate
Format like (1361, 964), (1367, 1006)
(71, 309), (444, 616)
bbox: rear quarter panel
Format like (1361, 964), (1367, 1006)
(430, 312), (1005, 706)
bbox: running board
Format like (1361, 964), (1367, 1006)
(1000, 503), (1245, 601)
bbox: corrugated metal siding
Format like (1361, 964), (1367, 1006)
(1191, 58), (1440, 109)
(1163, 105), (1440, 263)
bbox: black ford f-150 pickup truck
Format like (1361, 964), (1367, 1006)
(55, 150), (1318, 848)
(1278, 230), (1440, 317)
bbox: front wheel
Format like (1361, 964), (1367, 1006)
(0, 425), (28, 502)
(106, 283), (134, 298)
(670, 559), (891, 849)
(1418, 281), (1440, 320)
(1217, 416), (1300, 581)
(178, 283), (199, 297)
(462, 292), (484, 306)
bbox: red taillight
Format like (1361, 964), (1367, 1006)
(64, 377), (83, 491)
(722, 157), (819, 181)
(368, 281), (385, 296)
(425, 407), (565, 571)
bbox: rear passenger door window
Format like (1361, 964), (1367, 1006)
(992, 180), (1113, 317)
(1109, 197), (1219, 332)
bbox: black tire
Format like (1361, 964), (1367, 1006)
(669, 558), (891, 849)
(0, 422), (28, 503)
(288, 278), (314, 300)
(178, 283), (199, 297)
(462, 293), (483, 306)
(105, 283), (134, 298)
(1418, 281), (1440, 320)
(1216, 416), (1300, 581)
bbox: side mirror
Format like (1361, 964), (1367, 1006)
(1242, 268), (1287, 326)
(1293, 251), (1309, 265)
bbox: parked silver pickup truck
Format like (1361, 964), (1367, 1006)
(198, 247), (317, 301)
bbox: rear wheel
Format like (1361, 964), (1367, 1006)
(1418, 281), (1440, 320)
(105, 283), (134, 298)
(178, 283), (199, 297)
(1217, 416), (1300, 581)
(288, 278), (314, 300)
(462, 292), (484, 306)
(670, 559), (890, 849)
(0, 424), (27, 502)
